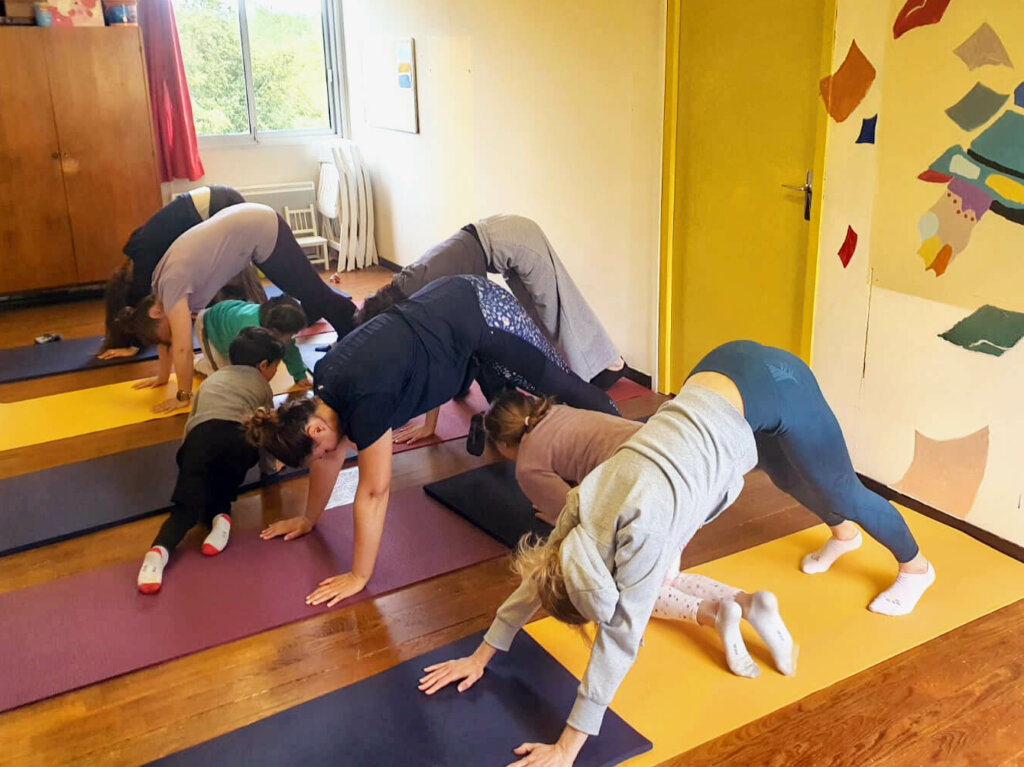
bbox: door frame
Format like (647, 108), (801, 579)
(656, 0), (839, 394)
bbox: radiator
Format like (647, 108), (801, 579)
(235, 182), (316, 216)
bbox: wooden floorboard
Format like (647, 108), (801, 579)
(2, 266), (1021, 766)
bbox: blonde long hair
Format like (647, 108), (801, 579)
(512, 534), (588, 630)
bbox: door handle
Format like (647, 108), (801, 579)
(782, 170), (812, 221)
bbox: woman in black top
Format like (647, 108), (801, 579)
(245, 275), (618, 607)
(100, 185), (264, 357)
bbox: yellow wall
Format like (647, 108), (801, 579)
(812, 0), (1024, 545)
(341, 0), (666, 375)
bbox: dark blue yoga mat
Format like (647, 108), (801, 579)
(148, 631), (651, 767)
(425, 461), (554, 549)
(0, 439), (313, 556)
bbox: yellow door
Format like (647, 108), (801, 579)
(659, 0), (835, 392)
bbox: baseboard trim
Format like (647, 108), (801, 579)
(376, 257), (402, 273)
(859, 474), (1024, 563)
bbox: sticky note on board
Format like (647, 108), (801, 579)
(397, 41), (412, 61)
(398, 62), (411, 73)
(398, 74), (412, 89)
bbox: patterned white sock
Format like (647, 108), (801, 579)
(652, 580), (701, 623)
(201, 514), (232, 556)
(715, 600), (759, 678)
(137, 546), (169, 594)
(869, 562), (936, 616)
(745, 591), (796, 675)
(801, 530), (862, 574)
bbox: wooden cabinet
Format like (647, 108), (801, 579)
(0, 27), (162, 294)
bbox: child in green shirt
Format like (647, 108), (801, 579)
(196, 295), (311, 388)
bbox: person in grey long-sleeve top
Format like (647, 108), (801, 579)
(419, 341), (934, 765)
(356, 215), (628, 388)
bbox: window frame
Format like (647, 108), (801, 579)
(187, 0), (346, 148)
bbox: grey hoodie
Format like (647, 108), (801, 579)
(484, 383), (758, 735)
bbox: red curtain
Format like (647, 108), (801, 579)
(138, 0), (205, 182)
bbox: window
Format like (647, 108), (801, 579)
(172, 0), (341, 141)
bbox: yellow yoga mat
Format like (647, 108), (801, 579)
(0, 368), (300, 453)
(526, 510), (1024, 765)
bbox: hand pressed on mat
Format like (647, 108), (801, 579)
(131, 376), (168, 390)
(260, 516), (314, 541)
(507, 726), (587, 767)
(152, 397), (190, 414)
(418, 641), (496, 695)
(98, 346), (140, 360)
(306, 571), (368, 607)
(393, 406), (440, 445)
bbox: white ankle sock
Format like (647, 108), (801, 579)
(716, 600), (759, 678)
(801, 529), (862, 574)
(869, 562), (936, 616)
(137, 546), (169, 594)
(745, 591), (796, 675)
(201, 514), (231, 556)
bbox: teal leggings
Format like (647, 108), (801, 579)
(691, 341), (920, 563)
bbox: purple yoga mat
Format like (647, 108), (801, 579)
(0, 487), (507, 713)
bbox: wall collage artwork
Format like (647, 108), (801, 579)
(817, 0), (1024, 545)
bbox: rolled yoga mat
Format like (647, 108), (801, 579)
(148, 631), (652, 767)
(0, 385), (490, 555)
(424, 461), (553, 548)
(0, 487), (508, 713)
(525, 509), (1024, 766)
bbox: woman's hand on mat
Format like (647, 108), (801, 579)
(260, 516), (314, 541)
(152, 397), (188, 414)
(506, 742), (575, 767)
(418, 654), (489, 695)
(305, 571), (369, 607)
(392, 422), (436, 445)
(97, 346), (140, 360)
(132, 376), (168, 390)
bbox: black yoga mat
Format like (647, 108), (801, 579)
(0, 441), (314, 556)
(148, 630), (652, 767)
(424, 461), (553, 548)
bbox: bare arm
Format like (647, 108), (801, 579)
(393, 406), (441, 444)
(306, 431), (393, 607)
(149, 300), (194, 413)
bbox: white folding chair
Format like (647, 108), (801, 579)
(284, 204), (330, 270)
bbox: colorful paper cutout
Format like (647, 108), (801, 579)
(894, 427), (989, 519)
(944, 83), (1008, 131)
(820, 41), (876, 123)
(916, 180), (989, 276)
(893, 0), (951, 39)
(918, 169), (952, 183)
(986, 174), (1024, 205)
(1015, 82), (1024, 108)
(940, 304), (1024, 356)
(856, 115), (877, 144)
(837, 226), (857, 268)
(953, 23), (1013, 70)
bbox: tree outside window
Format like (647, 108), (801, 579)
(173, 0), (337, 139)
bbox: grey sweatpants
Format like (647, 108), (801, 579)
(475, 215), (620, 381)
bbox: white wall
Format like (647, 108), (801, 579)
(161, 141), (323, 200)
(341, 0), (666, 375)
(812, 0), (1024, 545)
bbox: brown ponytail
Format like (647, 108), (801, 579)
(244, 398), (317, 467)
(102, 261), (139, 351)
(112, 294), (162, 349)
(483, 390), (556, 448)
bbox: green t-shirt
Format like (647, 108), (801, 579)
(202, 300), (306, 382)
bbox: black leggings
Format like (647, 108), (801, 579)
(259, 215), (357, 338)
(152, 420), (257, 551)
(477, 327), (618, 415)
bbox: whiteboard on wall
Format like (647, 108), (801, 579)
(362, 37), (419, 134)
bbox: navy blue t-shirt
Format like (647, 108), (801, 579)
(312, 276), (483, 450)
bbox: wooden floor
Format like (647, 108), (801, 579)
(1, 267), (1022, 766)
